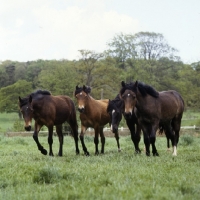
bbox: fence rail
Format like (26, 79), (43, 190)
(4, 125), (200, 137)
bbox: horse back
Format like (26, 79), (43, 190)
(32, 95), (76, 126)
(159, 90), (184, 118)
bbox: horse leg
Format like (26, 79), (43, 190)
(126, 118), (141, 154)
(164, 123), (173, 152)
(68, 119), (80, 155)
(150, 124), (159, 156)
(150, 137), (159, 156)
(143, 134), (150, 156)
(171, 119), (181, 156)
(48, 126), (54, 156)
(134, 123), (142, 153)
(79, 125), (89, 156)
(32, 122), (47, 155)
(56, 125), (63, 156)
(114, 132), (121, 152)
(94, 128), (99, 155)
(100, 127), (105, 154)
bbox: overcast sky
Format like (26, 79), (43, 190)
(0, 0), (199, 64)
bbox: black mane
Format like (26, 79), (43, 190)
(33, 90), (51, 96)
(120, 81), (136, 96)
(120, 81), (159, 98)
(19, 90), (51, 107)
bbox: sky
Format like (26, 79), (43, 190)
(0, 0), (200, 64)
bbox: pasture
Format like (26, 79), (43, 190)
(0, 132), (200, 200)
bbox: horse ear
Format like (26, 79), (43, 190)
(19, 96), (22, 103)
(121, 81), (125, 87)
(29, 95), (32, 103)
(134, 81), (138, 87)
(76, 85), (79, 89)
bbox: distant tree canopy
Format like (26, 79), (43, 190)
(0, 31), (199, 114)
(106, 32), (179, 69)
(0, 80), (32, 117)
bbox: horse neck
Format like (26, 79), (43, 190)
(83, 95), (95, 113)
(135, 92), (151, 111)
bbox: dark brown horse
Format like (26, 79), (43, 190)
(74, 85), (120, 155)
(120, 81), (184, 156)
(19, 90), (80, 156)
(107, 94), (142, 153)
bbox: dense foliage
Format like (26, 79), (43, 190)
(0, 32), (200, 115)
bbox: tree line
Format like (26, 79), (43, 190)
(0, 32), (200, 118)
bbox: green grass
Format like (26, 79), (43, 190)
(0, 134), (200, 199)
(181, 109), (200, 126)
(0, 112), (19, 132)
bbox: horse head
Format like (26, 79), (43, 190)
(107, 95), (123, 134)
(19, 95), (34, 131)
(120, 81), (138, 119)
(75, 85), (91, 113)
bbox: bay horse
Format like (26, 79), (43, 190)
(120, 81), (184, 156)
(74, 85), (120, 155)
(107, 94), (142, 153)
(19, 90), (80, 156)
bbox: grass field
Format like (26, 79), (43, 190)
(0, 133), (200, 200)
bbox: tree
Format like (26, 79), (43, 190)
(134, 32), (179, 61)
(75, 50), (125, 99)
(75, 50), (104, 86)
(0, 80), (33, 118)
(106, 33), (137, 69)
(36, 62), (78, 97)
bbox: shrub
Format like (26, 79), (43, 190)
(180, 134), (194, 146)
(33, 166), (61, 184)
(13, 120), (24, 131)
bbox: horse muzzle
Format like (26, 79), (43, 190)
(124, 112), (132, 119)
(78, 108), (85, 113)
(25, 125), (31, 131)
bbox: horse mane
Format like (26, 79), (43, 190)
(19, 90), (51, 107)
(120, 81), (159, 98)
(138, 82), (159, 98)
(33, 90), (51, 96)
(107, 94), (124, 112)
(74, 85), (91, 96)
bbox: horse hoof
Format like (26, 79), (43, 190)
(76, 150), (80, 155)
(118, 149), (121, 152)
(41, 149), (48, 155)
(135, 150), (141, 154)
(85, 152), (90, 156)
(153, 152), (159, 156)
(146, 152), (150, 156)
